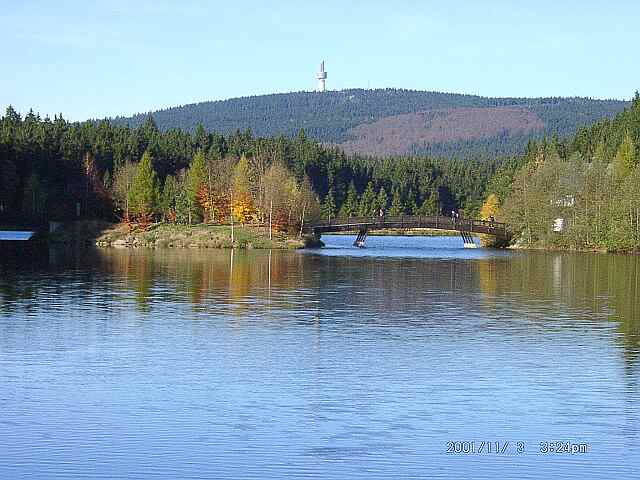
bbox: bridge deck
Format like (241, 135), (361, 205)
(304, 215), (510, 239)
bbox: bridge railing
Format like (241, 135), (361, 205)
(308, 215), (509, 236)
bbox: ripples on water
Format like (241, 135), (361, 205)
(0, 235), (639, 479)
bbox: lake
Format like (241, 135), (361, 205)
(1, 235), (639, 479)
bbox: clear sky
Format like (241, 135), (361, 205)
(2, 0), (638, 121)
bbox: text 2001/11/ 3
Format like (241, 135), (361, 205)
(446, 441), (591, 454)
(446, 441), (524, 454)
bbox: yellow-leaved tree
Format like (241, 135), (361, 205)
(480, 193), (500, 220)
(232, 155), (255, 224)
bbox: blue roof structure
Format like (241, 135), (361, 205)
(0, 231), (35, 241)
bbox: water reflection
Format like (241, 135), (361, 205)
(476, 252), (639, 369)
(1, 245), (639, 351)
(2, 244), (639, 353)
(0, 239), (639, 479)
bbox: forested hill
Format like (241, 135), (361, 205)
(110, 89), (628, 158)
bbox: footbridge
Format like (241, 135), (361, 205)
(303, 215), (511, 248)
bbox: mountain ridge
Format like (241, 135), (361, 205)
(109, 88), (629, 158)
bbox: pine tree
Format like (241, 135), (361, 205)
(374, 187), (388, 214)
(417, 191), (439, 215)
(185, 150), (206, 224)
(140, 115), (159, 140)
(128, 151), (159, 223)
(593, 140), (608, 163)
(0, 155), (18, 214)
(633, 90), (640, 110)
(405, 191), (418, 215)
(175, 185), (191, 224)
(358, 181), (376, 216)
(339, 182), (358, 217)
(389, 188), (403, 216)
(22, 174), (46, 217)
(194, 124), (209, 151)
(320, 188), (336, 220)
(161, 175), (178, 222)
(613, 131), (637, 179)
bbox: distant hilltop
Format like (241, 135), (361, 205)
(109, 89), (629, 158)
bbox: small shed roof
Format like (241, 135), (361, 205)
(0, 231), (35, 241)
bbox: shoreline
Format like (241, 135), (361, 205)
(49, 221), (323, 250)
(506, 242), (637, 255)
(36, 221), (640, 255)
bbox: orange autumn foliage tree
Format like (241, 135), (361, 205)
(196, 183), (213, 222)
(197, 183), (230, 223)
(212, 192), (230, 223)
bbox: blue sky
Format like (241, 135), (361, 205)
(2, 0), (639, 121)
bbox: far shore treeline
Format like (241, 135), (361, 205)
(0, 107), (502, 231)
(2, 91), (640, 252)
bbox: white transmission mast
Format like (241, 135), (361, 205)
(317, 61), (327, 92)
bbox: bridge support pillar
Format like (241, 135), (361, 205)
(353, 228), (368, 248)
(461, 231), (477, 248)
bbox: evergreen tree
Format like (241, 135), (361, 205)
(417, 191), (439, 215)
(374, 187), (388, 214)
(22, 174), (47, 217)
(3, 105), (21, 125)
(593, 140), (608, 163)
(405, 191), (418, 215)
(0, 156), (18, 214)
(389, 188), (403, 216)
(339, 182), (358, 217)
(161, 175), (178, 221)
(185, 150), (206, 224)
(358, 181), (376, 216)
(140, 115), (159, 140)
(128, 151), (159, 221)
(320, 188), (336, 220)
(613, 131), (637, 179)
(194, 124), (209, 151)
(174, 184), (191, 224)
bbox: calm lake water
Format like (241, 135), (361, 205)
(1, 235), (639, 479)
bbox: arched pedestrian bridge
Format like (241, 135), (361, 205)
(303, 215), (511, 248)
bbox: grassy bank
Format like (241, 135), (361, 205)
(505, 239), (616, 254)
(51, 221), (322, 249)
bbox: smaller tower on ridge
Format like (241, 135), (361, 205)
(317, 61), (327, 92)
